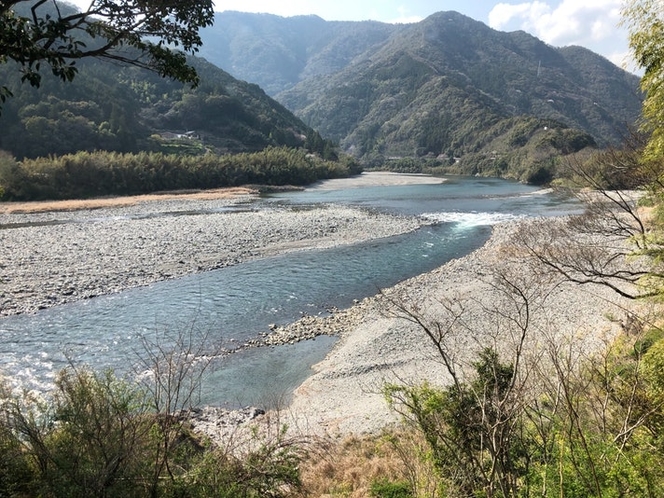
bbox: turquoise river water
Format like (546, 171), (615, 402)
(0, 176), (580, 407)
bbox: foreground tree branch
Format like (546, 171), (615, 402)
(0, 0), (214, 102)
(513, 192), (662, 300)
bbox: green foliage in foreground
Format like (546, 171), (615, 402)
(386, 334), (664, 498)
(5, 330), (664, 497)
(0, 146), (361, 201)
(624, 0), (664, 162)
(0, 367), (301, 498)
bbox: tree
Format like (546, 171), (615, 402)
(0, 0), (214, 102)
(622, 0), (664, 161)
(383, 271), (547, 497)
(506, 121), (664, 302)
(380, 238), (664, 496)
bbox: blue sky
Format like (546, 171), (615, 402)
(65, 0), (634, 72)
(213, 0), (633, 71)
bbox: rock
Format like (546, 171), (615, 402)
(0, 201), (422, 317)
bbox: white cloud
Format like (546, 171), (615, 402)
(386, 6), (423, 25)
(489, 1), (622, 46)
(488, 1), (633, 70)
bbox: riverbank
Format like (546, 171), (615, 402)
(271, 218), (641, 437)
(0, 187), (258, 215)
(0, 192), (422, 316)
(0, 174), (642, 443)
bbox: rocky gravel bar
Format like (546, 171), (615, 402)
(2, 181), (646, 442)
(0, 195), (423, 317)
(172, 217), (645, 443)
(279, 218), (647, 437)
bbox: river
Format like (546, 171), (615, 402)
(0, 175), (579, 407)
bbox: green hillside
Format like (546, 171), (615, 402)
(0, 9), (644, 185)
(201, 11), (642, 182)
(0, 55), (332, 160)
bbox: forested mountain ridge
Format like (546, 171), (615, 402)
(0, 9), (642, 184)
(201, 11), (642, 181)
(0, 53), (331, 160)
(198, 11), (402, 96)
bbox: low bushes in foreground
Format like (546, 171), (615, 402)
(4, 323), (664, 497)
(0, 366), (303, 498)
(0, 325), (305, 497)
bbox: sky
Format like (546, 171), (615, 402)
(65, 0), (635, 73)
(212, 0), (635, 72)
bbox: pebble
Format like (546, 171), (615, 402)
(0, 199), (424, 317)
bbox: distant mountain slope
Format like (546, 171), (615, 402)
(279, 12), (640, 147)
(201, 11), (642, 181)
(0, 55), (326, 160)
(198, 11), (401, 96)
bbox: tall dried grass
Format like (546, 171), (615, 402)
(296, 430), (439, 497)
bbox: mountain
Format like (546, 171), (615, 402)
(198, 11), (402, 96)
(201, 11), (642, 182)
(0, 54), (330, 160)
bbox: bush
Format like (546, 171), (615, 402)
(0, 362), (303, 497)
(0, 413), (35, 497)
(370, 478), (413, 498)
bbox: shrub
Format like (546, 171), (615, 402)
(0, 340), (303, 498)
(370, 478), (413, 498)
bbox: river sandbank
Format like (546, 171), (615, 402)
(275, 219), (642, 437)
(0, 189), (423, 317)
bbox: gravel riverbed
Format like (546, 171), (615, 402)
(279, 219), (645, 437)
(0, 182), (646, 443)
(0, 195), (422, 316)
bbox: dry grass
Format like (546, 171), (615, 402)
(0, 187), (257, 214)
(296, 430), (439, 498)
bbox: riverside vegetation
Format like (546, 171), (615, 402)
(0, 146), (360, 201)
